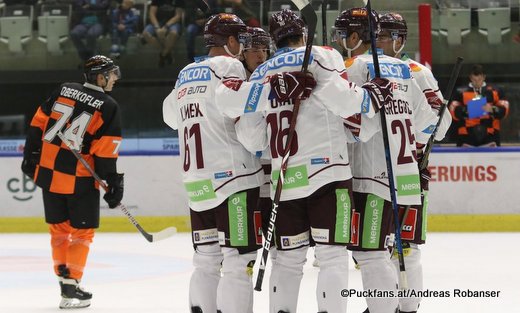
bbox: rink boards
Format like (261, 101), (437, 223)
(1, 139), (519, 232)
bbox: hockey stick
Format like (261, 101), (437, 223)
(397, 57), (463, 232)
(194, 0), (210, 13)
(254, 0), (317, 292)
(365, 0), (408, 289)
(322, 0), (328, 45)
(57, 132), (177, 243)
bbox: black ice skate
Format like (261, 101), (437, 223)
(59, 278), (92, 309)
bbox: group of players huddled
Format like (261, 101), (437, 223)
(22, 3), (451, 313)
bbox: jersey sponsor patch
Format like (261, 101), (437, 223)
(176, 66), (211, 87)
(401, 208), (418, 241)
(397, 174), (421, 197)
(311, 227), (330, 243)
(311, 157), (330, 165)
(250, 49), (314, 81)
(368, 63), (411, 80)
(351, 211), (361, 246)
(214, 170), (233, 179)
(193, 228), (219, 244)
(254, 211), (262, 245)
(335, 188), (351, 243)
(228, 192), (248, 246)
(362, 194), (384, 249)
(184, 179), (216, 202)
(280, 231), (310, 249)
(422, 124), (436, 134)
(244, 83), (264, 113)
(271, 164), (309, 190)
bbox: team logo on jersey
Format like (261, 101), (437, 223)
(214, 171), (233, 179)
(311, 157), (330, 165)
(176, 66), (211, 87)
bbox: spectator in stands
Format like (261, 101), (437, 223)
(142, 0), (185, 67)
(449, 64), (510, 147)
(219, 0), (260, 27)
(70, 0), (110, 62)
(110, 0), (139, 59)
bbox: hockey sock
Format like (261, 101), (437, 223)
(315, 244), (349, 313)
(353, 250), (399, 313)
(66, 228), (94, 280)
(269, 246), (308, 313)
(50, 222), (71, 276)
(189, 243), (223, 313)
(393, 243), (422, 312)
(216, 247), (257, 313)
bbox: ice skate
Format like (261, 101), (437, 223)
(59, 278), (92, 309)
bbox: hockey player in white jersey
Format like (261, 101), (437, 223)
(333, 8), (442, 313)
(233, 9), (393, 313)
(376, 12), (452, 313)
(162, 13), (268, 313)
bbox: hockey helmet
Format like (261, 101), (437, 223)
(247, 27), (271, 49)
(268, 9), (306, 46)
(333, 8), (379, 43)
(379, 12), (407, 41)
(204, 13), (250, 48)
(84, 55), (121, 84)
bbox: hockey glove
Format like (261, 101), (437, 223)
(361, 77), (393, 112)
(103, 173), (124, 209)
(269, 71), (316, 102)
(21, 150), (40, 179)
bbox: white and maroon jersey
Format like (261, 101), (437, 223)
(236, 45), (376, 201)
(163, 56), (263, 212)
(344, 51), (439, 205)
(403, 54), (451, 141)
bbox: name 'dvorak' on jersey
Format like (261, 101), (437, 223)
(180, 101), (206, 122)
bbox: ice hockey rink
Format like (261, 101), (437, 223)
(1, 232), (519, 313)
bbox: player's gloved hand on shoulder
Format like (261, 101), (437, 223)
(21, 150), (41, 179)
(361, 77), (393, 112)
(103, 173), (124, 209)
(269, 71), (316, 102)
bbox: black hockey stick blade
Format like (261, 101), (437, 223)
(322, 0), (328, 46)
(293, 0), (317, 72)
(57, 131), (177, 243)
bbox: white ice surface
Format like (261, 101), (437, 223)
(1, 232), (519, 312)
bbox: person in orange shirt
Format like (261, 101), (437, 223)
(449, 64), (509, 147)
(21, 55), (124, 309)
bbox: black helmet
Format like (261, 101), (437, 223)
(247, 26), (271, 49)
(84, 55), (120, 84)
(204, 13), (249, 48)
(269, 9), (306, 47)
(333, 8), (379, 43)
(379, 12), (407, 40)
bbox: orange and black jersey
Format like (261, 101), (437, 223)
(449, 83), (509, 136)
(23, 82), (122, 194)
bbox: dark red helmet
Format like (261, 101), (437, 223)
(247, 26), (271, 49)
(84, 55), (120, 83)
(333, 7), (379, 43)
(268, 9), (306, 46)
(204, 13), (248, 47)
(379, 12), (407, 40)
